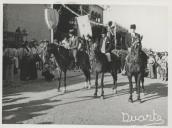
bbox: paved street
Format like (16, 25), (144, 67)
(2, 71), (168, 125)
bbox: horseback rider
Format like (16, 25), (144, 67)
(126, 24), (142, 52)
(122, 24), (146, 75)
(68, 29), (79, 66)
(99, 28), (114, 62)
(107, 21), (115, 44)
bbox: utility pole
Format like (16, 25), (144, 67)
(80, 5), (83, 15)
(50, 4), (53, 43)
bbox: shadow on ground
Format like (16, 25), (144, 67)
(97, 82), (168, 102)
(3, 74), (87, 97)
(2, 98), (61, 124)
(2, 73), (124, 97)
(141, 82), (168, 103)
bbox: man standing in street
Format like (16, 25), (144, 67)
(161, 52), (168, 81)
(148, 52), (156, 79)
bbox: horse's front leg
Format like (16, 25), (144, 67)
(88, 70), (91, 89)
(94, 72), (98, 97)
(64, 71), (67, 93)
(134, 76), (137, 93)
(58, 70), (62, 92)
(141, 75), (145, 92)
(112, 71), (117, 94)
(128, 75), (133, 103)
(136, 74), (141, 102)
(101, 73), (104, 99)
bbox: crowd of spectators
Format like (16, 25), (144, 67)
(3, 39), (58, 85)
(147, 50), (168, 81)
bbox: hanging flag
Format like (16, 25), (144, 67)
(44, 8), (59, 29)
(76, 15), (92, 37)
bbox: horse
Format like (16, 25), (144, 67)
(125, 41), (148, 103)
(92, 45), (120, 99)
(46, 43), (91, 92)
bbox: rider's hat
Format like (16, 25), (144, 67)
(130, 24), (136, 29)
(108, 21), (113, 26)
(101, 28), (107, 34)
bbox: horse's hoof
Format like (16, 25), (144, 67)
(57, 89), (61, 92)
(138, 99), (142, 103)
(88, 86), (91, 89)
(113, 89), (117, 94)
(62, 89), (67, 93)
(128, 98), (133, 103)
(100, 96), (104, 100)
(94, 93), (97, 97)
(139, 100), (142, 103)
(137, 98), (141, 103)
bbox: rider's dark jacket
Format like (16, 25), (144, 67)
(125, 32), (141, 49)
(99, 36), (114, 53)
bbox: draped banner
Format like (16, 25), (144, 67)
(44, 8), (59, 29)
(76, 15), (92, 37)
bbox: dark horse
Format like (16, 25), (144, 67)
(93, 46), (120, 99)
(46, 43), (91, 92)
(125, 42), (147, 103)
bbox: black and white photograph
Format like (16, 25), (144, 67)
(1, 0), (170, 127)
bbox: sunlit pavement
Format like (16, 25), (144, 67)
(2, 71), (168, 125)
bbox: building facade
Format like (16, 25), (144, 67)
(88, 5), (104, 24)
(3, 4), (128, 49)
(3, 4), (104, 46)
(53, 4), (104, 41)
(3, 4), (51, 46)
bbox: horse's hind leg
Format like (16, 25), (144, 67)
(94, 72), (98, 97)
(141, 76), (145, 92)
(128, 75), (133, 103)
(82, 69), (91, 89)
(58, 70), (62, 92)
(111, 71), (117, 94)
(100, 73), (105, 99)
(136, 74), (141, 102)
(64, 71), (67, 93)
